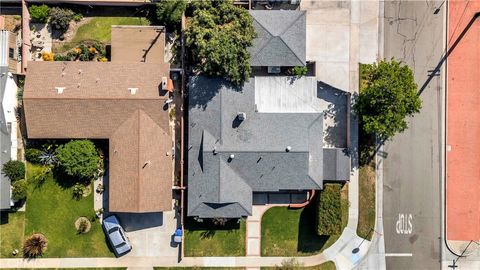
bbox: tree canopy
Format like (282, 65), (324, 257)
(156, 0), (187, 26)
(355, 59), (422, 141)
(185, 0), (256, 85)
(55, 140), (100, 180)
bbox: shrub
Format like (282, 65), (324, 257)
(185, 0), (256, 86)
(39, 148), (58, 165)
(72, 183), (85, 200)
(29, 5), (50, 23)
(77, 219), (89, 234)
(55, 140), (100, 180)
(316, 184), (342, 236)
(2, 160), (25, 182)
(49, 7), (75, 32)
(73, 13), (83, 22)
(289, 66), (308, 77)
(23, 233), (48, 258)
(156, 0), (187, 26)
(25, 148), (42, 164)
(42, 52), (54, 61)
(98, 57), (108, 62)
(12, 179), (27, 201)
(53, 54), (71, 61)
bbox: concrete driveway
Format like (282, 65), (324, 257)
(114, 210), (180, 258)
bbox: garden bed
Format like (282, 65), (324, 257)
(184, 218), (246, 257)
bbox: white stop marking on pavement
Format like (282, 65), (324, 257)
(396, 213), (413, 235)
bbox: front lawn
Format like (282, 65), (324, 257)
(261, 186), (348, 256)
(184, 218), (246, 257)
(0, 211), (25, 258)
(262, 260), (336, 270)
(24, 163), (112, 257)
(357, 161), (376, 240)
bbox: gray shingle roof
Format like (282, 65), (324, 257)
(249, 10), (306, 67)
(323, 148), (351, 181)
(188, 76), (324, 218)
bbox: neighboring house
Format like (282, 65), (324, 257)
(187, 76), (350, 219)
(0, 30), (19, 210)
(23, 26), (173, 213)
(0, 30), (20, 74)
(249, 10), (306, 72)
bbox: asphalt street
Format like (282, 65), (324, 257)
(382, 1), (444, 269)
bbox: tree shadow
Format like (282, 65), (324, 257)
(188, 76), (242, 110)
(296, 202), (330, 254)
(52, 166), (81, 189)
(317, 81), (349, 148)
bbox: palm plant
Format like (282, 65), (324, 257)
(23, 233), (48, 258)
(39, 148), (58, 165)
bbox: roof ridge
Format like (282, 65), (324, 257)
(278, 12), (306, 66)
(136, 109), (141, 212)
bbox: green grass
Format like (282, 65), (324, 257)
(155, 268), (243, 270)
(2, 269), (126, 270)
(262, 260), (336, 270)
(184, 218), (246, 257)
(54, 16), (149, 53)
(356, 63), (377, 240)
(261, 187), (348, 256)
(24, 163), (112, 257)
(357, 162), (376, 240)
(0, 211), (25, 258)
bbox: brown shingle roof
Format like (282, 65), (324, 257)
(111, 26), (166, 64)
(24, 61), (172, 213)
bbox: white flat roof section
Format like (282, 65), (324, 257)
(254, 76), (322, 113)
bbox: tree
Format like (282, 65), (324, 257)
(2, 160), (25, 182)
(55, 140), (100, 180)
(185, 0), (256, 85)
(354, 59), (422, 141)
(29, 4), (50, 23)
(23, 233), (48, 258)
(156, 0), (187, 26)
(12, 179), (27, 201)
(49, 7), (75, 32)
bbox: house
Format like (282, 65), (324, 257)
(187, 77), (350, 219)
(186, 10), (349, 219)
(248, 10), (306, 72)
(0, 30), (19, 210)
(0, 30), (20, 74)
(23, 26), (173, 213)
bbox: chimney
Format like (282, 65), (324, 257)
(128, 88), (138, 95)
(237, 112), (246, 121)
(55, 87), (65, 94)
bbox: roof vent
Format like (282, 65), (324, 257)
(286, 146), (292, 152)
(213, 147), (217, 155)
(61, 72), (66, 77)
(96, 78), (100, 83)
(229, 154), (235, 159)
(237, 112), (246, 121)
(129, 88), (138, 95)
(161, 77), (168, 89)
(78, 69), (82, 74)
(77, 83), (81, 88)
(55, 87), (65, 94)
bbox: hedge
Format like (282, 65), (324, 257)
(1, 160), (25, 182)
(316, 184), (342, 236)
